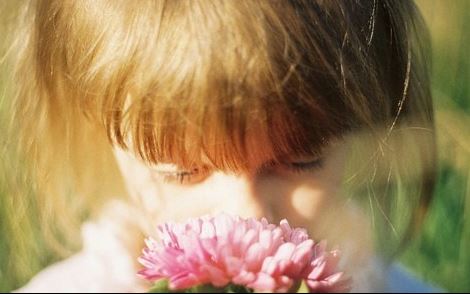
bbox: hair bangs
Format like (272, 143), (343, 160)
(73, 0), (357, 172)
(120, 99), (345, 173)
(110, 67), (349, 173)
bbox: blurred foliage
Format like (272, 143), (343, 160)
(399, 0), (470, 292)
(0, 2), (62, 291)
(1, 0), (469, 292)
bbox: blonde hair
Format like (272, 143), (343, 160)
(1, 0), (435, 287)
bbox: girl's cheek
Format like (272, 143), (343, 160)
(290, 186), (328, 222)
(149, 174), (225, 222)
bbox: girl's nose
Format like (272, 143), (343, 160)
(210, 171), (275, 221)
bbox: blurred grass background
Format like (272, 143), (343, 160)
(399, 0), (470, 292)
(0, 0), (469, 292)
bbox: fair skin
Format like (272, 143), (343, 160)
(112, 138), (375, 281)
(18, 135), (380, 292)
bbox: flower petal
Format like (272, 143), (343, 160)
(138, 214), (350, 293)
(274, 243), (296, 261)
(248, 272), (277, 292)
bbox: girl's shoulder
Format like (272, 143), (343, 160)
(15, 200), (146, 293)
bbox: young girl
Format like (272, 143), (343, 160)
(2, 0), (437, 292)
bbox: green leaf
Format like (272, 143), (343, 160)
(296, 281), (309, 293)
(223, 284), (253, 293)
(147, 281), (254, 293)
(148, 279), (172, 293)
(185, 284), (225, 293)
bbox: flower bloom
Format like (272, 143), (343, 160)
(139, 214), (351, 293)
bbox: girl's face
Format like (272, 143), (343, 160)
(113, 138), (374, 272)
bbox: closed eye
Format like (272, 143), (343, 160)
(149, 157), (324, 185)
(286, 158), (324, 173)
(149, 165), (210, 185)
(261, 157), (325, 175)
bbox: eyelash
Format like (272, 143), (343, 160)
(154, 168), (209, 185)
(155, 159), (324, 185)
(165, 171), (193, 184)
(285, 158), (325, 173)
(158, 168), (205, 185)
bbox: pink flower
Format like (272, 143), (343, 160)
(138, 213), (351, 293)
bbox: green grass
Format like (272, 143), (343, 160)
(401, 132), (470, 291)
(1, 0), (469, 292)
(398, 0), (470, 292)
